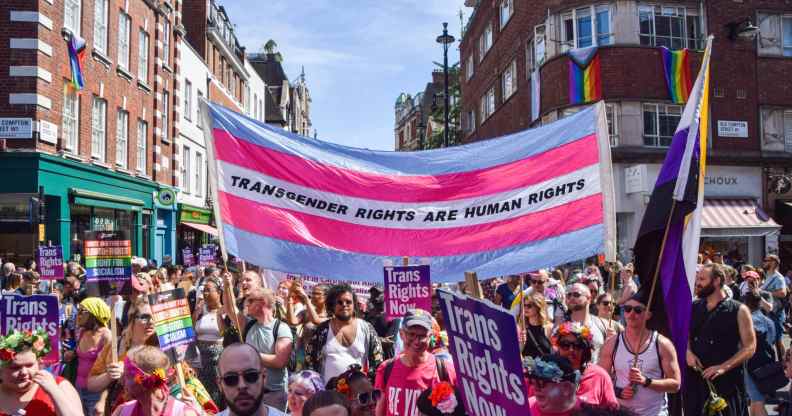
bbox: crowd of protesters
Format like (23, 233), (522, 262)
(1, 252), (792, 416)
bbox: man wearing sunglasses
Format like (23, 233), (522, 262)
(598, 295), (680, 416)
(217, 343), (287, 416)
(525, 354), (582, 415)
(563, 283), (607, 359)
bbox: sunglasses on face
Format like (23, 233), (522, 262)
(622, 305), (646, 314)
(599, 301), (613, 306)
(529, 378), (551, 388)
(336, 300), (354, 306)
(134, 314), (153, 324)
(557, 340), (584, 351)
(531, 279), (547, 285)
(221, 369), (261, 387)
(568, 292), (584, 298)
(355, 390), (382, 406)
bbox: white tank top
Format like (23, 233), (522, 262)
(322, 320), (366, 382)
(613, 331), (668, 416)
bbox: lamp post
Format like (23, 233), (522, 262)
(436, 22), (455, 148)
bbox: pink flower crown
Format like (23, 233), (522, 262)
(0, 329), (51, 366)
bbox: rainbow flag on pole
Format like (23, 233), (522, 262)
(568, 47), (602, 105)
(660, 47), (692, 104)
(67, 32), (86, 90)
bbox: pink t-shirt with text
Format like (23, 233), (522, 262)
(374, 354), (457, 416)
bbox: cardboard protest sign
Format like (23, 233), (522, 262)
(84, 231), (132, 296)
(36, 245), (64, 280)
(182, 247), (195, 267)
(148, 288), (195, 351)
(0, 294), (60, 365)
(437, 289), (527, 416)
(198, 244), (216, 266)
(383, 265), (431, 320)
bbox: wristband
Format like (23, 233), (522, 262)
(643, 377), (652, 388)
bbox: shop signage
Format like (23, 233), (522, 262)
(37, 245), (64, 280)
(717, 120), (748, 138)
(198, 244), (217, 266)
(703, 166), (762, 198)
(157, 189), (176, 206)
(148, 288), (195, 351)
(92, 216), (116, 231)
(179, 208), (211, 225)
(0, 118), (32, 139)
(0, 294), (60, 365)
(383, 265), (431, 320)
(38, 120), (58, 144)
(625, 165), (648, 194)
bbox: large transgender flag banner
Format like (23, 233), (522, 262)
(201, 101), (616, 282)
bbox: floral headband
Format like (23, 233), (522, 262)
(523, 356), (581, 384)
(429, 382), (458, 414)
(0, 329), (51, 365)
(124, 356), (169, 393)
(552, 321), (593, 346)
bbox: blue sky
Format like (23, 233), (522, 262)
(220, 0), (467, 150)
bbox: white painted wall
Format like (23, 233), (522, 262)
(245, 58), (267, 123)
(176, 40), (210, 208)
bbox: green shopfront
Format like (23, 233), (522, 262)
(177, 203), (217, 264)
(0, 152), (176, 266)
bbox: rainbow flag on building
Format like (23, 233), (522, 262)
(661, 47), (692, 104)
(568, 47), (602, 105)
(67, 32), (86, 90)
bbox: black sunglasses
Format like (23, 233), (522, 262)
(622, 305), (646, 314)
(134, 314), (153, 323)
(557, 340), (585, 351)
(222, 370), (261, 387)
(568, 292), (584, 298)
(599, 301), (613, 306)
(531, 279), (547, 285)
(355, 390), (382, 406)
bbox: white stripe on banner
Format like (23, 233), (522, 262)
(218, 161), (602, 229)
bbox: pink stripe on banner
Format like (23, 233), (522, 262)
(213, 129), (599, 203)
(218, 191), (603, 257)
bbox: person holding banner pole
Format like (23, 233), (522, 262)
(74, 297), (113, 416)
(0, 329), (83, 416)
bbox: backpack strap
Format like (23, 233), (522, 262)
(383, 358), (396, 387)
(241, 317), (257, 343)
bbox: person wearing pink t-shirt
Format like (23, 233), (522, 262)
(525, 354), (584, 416)
(374, 309), (456, 416)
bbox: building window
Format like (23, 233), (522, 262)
(244, 84), (251, 115)
(535, 25), (547, 67)
(639, 5), (703, 50)
(182, 145), (191, 194)
(606, 103), (619, 146)
(161, 90), (169, 141)
(479, 23), (493, 61)
(465, 55), (474, 81)
(784, 17), (792, 57)
(643, 103), (681, 147)
(118, 13), (131, 70)
(526, 39), (535, 77)
(116, 110), (128, 168)
(93, 0), (108, 55)
(138, 30), (149, 83)
(500, 0), (514, 29)
(91, 97), (107, 161)
(195, 152), (203, 198)
(136, 120), (147, 172)
(561, 5), (611, 51)
(62, 89), (79, 152)
(502, 60), (517, 100)
(760, 108), (792, 152)
(465, 110), (476, 133)
(162, 20), (171, 67)
(480, 87), (496, 121)
(197, 90), (204, 126)
(64, 0), (81, 34)
(184, 80), (192, 122)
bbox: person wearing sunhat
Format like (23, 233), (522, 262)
(524, 354), (583, 415)
(374, 309), (456, 416)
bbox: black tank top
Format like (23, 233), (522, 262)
(690, 298), (743, 395)
(522, 323), (552, 358)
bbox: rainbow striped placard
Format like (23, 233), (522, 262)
(569, 53), (602, 105)
(661, 47), (692, 104)
(202, 102), (616, 282)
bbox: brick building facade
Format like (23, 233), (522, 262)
(460, 0), (792, 266)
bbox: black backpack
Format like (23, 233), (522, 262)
(237, 318), (297, 372)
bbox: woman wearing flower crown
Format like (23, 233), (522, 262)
(0, 329), (83, 416)
(110, 346), (199, 416)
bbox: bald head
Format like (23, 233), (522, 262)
(218, 343), (262, 374)
(2, 263), (15, 277)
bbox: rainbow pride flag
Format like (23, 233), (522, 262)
(661, 47), (692, 104)
(568, 47), (602, 105)
(67, 32), (86, 90)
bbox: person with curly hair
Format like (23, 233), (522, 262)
(327, 365), (379, 416)
(551, 322), (618, 410)
(0, 329), (82, 416)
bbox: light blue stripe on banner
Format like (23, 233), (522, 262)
(207, 103), (598, 176)
(222, 223), (604, 282)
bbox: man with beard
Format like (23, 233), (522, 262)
(564, 283), (607, 358)
(525, 354), (583, 415)
(305, 284), (383, 381)
(685, 263), (756, 416)
(217, 343), (287, 416)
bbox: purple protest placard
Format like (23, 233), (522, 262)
(36, 245), (64, 280)
(437, 288), (527, 416)
(182, 248), (195, 267)
(383, 265), (431, 320)
(198, 244), (216, 266)
(0, 294), (60, 365)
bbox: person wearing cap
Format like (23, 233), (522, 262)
(374, 309), (455, 416)
(74, 297), (113, 416)
(524, 354), (583, 415)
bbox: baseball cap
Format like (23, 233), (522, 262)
(402, 309), (433, 331)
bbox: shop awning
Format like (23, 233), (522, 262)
(182, 221), (218, 236)
(701, 199), (781, 237)
(70, 188), (145, 211)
